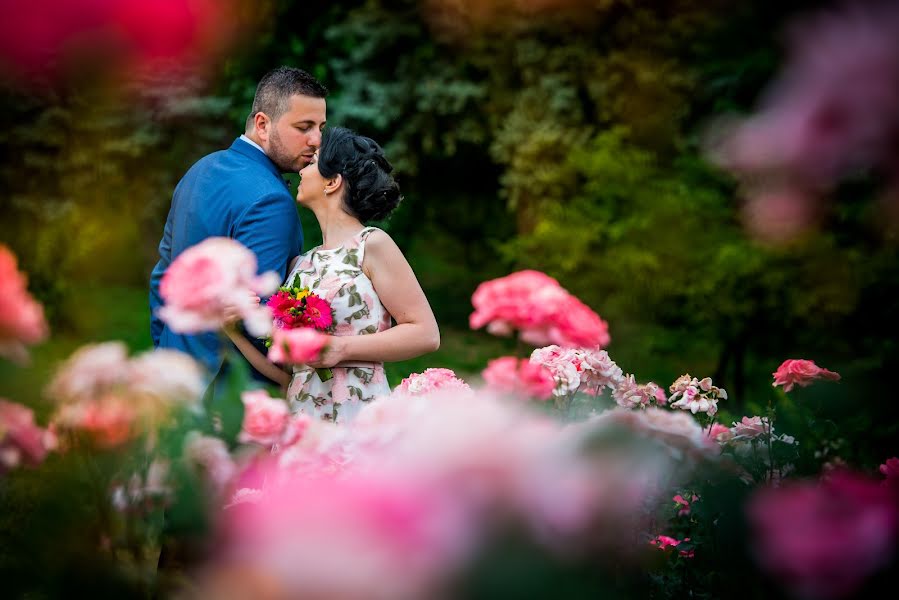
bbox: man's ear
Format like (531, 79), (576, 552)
(253, 112), (271, 143)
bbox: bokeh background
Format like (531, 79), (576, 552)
(1, 0), (897, 462)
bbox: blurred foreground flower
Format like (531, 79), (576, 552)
(470, 270), (610, 348)
(772, 359), (840, 392)
(158, 237), (280, 337)
(396, 368), (470, 396)
(47, 342), (204, 447)
(0, 245), (48, 364)
(706, 2), (899, 240)
(0, 0), (243, 83)
(748, 470), (899, 599)
(0, 398), (56, 474)
(482, 356), (555, 400)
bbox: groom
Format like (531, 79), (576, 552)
(149, 66), (327, 385)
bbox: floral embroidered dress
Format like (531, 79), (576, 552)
(284, 227), (392, 423)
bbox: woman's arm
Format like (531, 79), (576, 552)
(223, 326), (291, 387)
(309, 230), (440, 367)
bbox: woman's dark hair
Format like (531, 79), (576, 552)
(317, 127), (402, 222)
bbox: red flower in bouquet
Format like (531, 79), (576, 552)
(301, 294), (334, 330)
(265, 278), (335, 334)
(264, 277), (335, 380)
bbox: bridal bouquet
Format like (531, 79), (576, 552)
(265, 275), (335, 381)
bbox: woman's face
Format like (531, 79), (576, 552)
(296, 153), (325, 207)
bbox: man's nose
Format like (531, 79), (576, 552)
(308, 127), (322, 148)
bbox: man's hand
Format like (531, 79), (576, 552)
(222, 291), (261, 332)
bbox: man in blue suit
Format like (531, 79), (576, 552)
(149, 67), (327, 386)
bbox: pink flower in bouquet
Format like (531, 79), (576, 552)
(238, 390), (289, 447)
(470, 270), (610, 349)
(748, 471), (899, 599)
(268, 327), (328, 365)
(482, 357), (555, 400)
(0, 398), (55, 473)
(300, 293), (334, 330)
(0, 246), (48, 364)
(773, 359), (841, 392)
(267, 290), (305, 329)
(397, 368), (471, 396)
(158, 237), (280, 336)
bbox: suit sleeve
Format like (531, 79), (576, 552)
(231, 192), (301, 373)
(148, 206), (175, 348)
(232, 192), (302, 281)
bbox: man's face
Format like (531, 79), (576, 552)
(263, 94), (326, 173)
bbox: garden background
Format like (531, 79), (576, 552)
(3, 0), (896, 452)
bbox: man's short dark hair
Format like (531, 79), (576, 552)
(250, 67), (328, 122)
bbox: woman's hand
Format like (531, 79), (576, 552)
(305, 335), (348, 368)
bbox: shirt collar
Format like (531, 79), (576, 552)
(239, 134), (266, 155)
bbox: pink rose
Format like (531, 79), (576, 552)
(482, 357), (555, 400)
(238, 390), (289, 446)
(184, 432), (237, 493)
(398, 368), (471, 396)
(268, 328), (328, 365)
(0, 398), (54, 473)
(748, 471), (899, 599)
(772, 359), (841, 392)
(0, 245), (48, 364)
(158, 237), (280, 336)
(53, 397), (136, 448)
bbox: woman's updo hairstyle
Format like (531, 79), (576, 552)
(316, 127), (402, 223)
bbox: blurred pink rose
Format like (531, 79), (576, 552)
(731, 416), (771, 441)
(158, 237), (280, 337)
(748, 471), (899, 599)
(0, 245), (48, 364)
(184, 432), (237, 494)
(742, 187), (819, 244)
(705, 422), (733, 444)
(0, 0), (241, 82)
(216, 469), (476, 600)
(0, 398), (54, 473)
(54, 396), (136, 448)
(47, 343), (204, 445)
(772, 359), (841, 392)
(397, 368), (470, 396)
(880, 457), (899, 492)
(482, 356), (555, 400)
(238, 390), (289, 447)
(267, 327), (328, 365)
(470, 270), (610, 349)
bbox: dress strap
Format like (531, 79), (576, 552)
(355, 226), (380, 266)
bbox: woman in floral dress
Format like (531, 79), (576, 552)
(227, 127), (440, 423)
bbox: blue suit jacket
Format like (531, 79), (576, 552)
(149, 137), (302, 381)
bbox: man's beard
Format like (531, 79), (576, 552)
(267, 130), (304, 173)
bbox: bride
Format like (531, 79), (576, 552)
(227, 127), (439, 423)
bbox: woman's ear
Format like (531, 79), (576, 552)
(324, 173), (343, 196)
